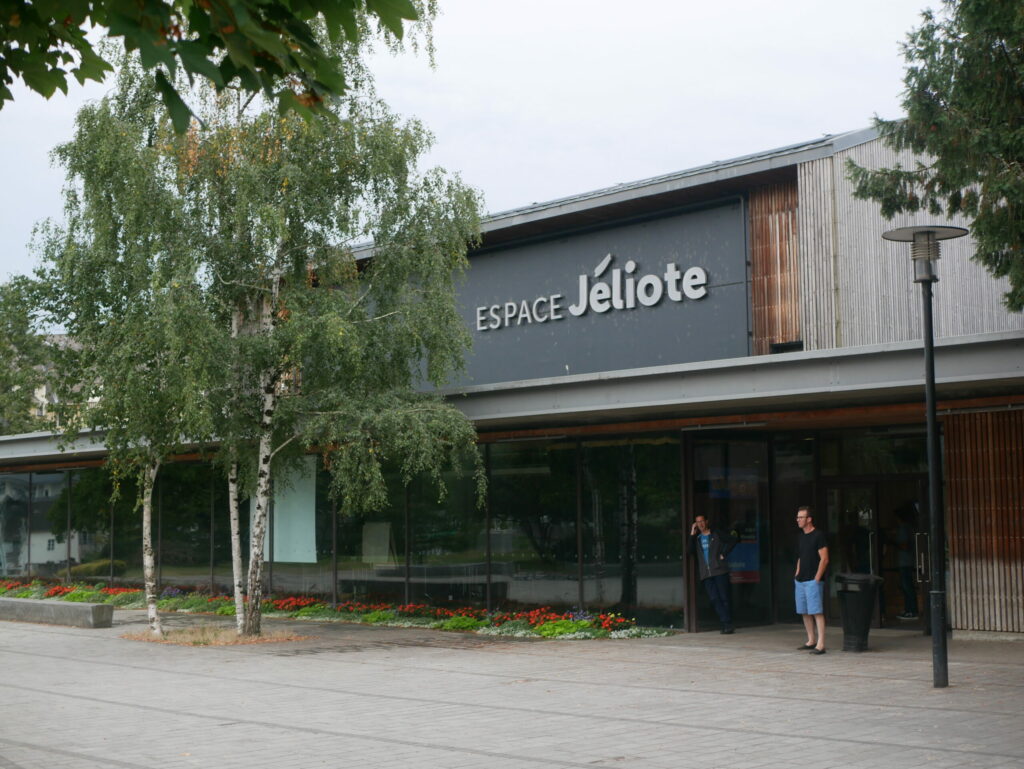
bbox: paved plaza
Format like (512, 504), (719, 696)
(1, 611), (1022, 768)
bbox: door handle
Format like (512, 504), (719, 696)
(867, 529), (876, 575)
(915, 532), (929, 582)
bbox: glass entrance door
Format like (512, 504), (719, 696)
(877, 479), (928, 631)
(823, 479), (928, 630)
(825, 484), (878, 623)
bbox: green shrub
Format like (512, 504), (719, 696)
(108, 592), (146, 608)
(63, 590), (103, 603)
(69, 560), (127, 577)
(535, 619), (595, 638)
(478, 619), (535, 637)
(179, 595), (213, 612)
(157, 596), (187, 611)
(14, 586), (45, 599)
(214, 603), (236, 616)
(362, 609), (394, 624)
(441, 615), (489, 631)
(294, 605), (338, 619)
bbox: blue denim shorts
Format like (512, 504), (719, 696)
(795, 579), (825, 615)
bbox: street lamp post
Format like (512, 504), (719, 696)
(882, 224), (967, 689)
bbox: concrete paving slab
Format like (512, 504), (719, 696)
(0, 611), (1021, 768)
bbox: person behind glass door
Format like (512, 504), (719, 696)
(689, 514), (736, 634)
(894, 505), (919, 619)
(795, 505), (829, 654)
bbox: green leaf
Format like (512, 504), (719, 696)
(154, 70), (193, 134)
(320, 0), (362, 43)
(176, 40), (225, 89)
(366, 0), (419, 38)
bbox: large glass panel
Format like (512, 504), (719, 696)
(408, 454), (487, 607)
(31, 472), (72, 579)
(693, 438), (771, 628)
(156, 463), (215, 590)
(770, 437), (816, 621)
(333, 467), (408, 604)
(0, 473), (30, 578)
(54, 467), (141, 583)
(489, 440), (578, 611)
(268, 456), (331, 596)
(581, 436), (683, 625)
(821, 430), (927, 477)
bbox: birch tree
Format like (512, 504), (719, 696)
(0, 278), (48, 435)
(34, 68), (222, 636)
(180, 84), (483, 636)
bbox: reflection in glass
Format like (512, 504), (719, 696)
(0, 474), (29, 577)
(33, 472), (71, 578)
(693, 439), (770, 627)
(334, 467), (407, 604)
(489, 441), (578, 610)
(269, 456), (331, 595)
(404, 455), (487, 606)
(770, 437), (816, 620)
(581, 437), (683, 625)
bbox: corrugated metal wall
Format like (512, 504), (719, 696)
(749, 183), (801, 354)
(946, 409), (1024, 632)
(796, 138), (1024, 350)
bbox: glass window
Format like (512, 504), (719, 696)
(489, 440), (579, 611)
(56, 466), (138, 583)
(32, 472), (71, 579)
(693, 439), (771, 627)
(156, 463), (215, 591)
(333, 466), (407, 604)
(408, 452), (487, 607)
(581, 436), (683, 626)
(770, 437), (816, 620)
(822, 430), (927, 477)
(0, 474), (30, 578)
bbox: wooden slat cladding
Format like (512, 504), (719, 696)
(946, 409), (1024, 632)
(749, 182), (800, 355)
(796, 158), (836, 350)
(796, 137), (1024, 352)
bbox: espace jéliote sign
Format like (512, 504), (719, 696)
(455, 200), (748, 387)
(475, 254), (708, 331)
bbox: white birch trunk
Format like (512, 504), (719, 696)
(242, 291), (279, 637)
(141, 460), (163, 637)
(228, 460), (245, 634)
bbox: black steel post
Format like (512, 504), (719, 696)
(921, 278), (948, 688)
(331, 501), (338, 608)
(484, 444), (492, 613)
(109, 504), (115, 585)
(404, 484), (411, 605)
(66, 471), (72, 581)
(576, 442), (584, 611)
(209, 472), (215, 594)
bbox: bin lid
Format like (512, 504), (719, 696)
(836, 572), (884, 585)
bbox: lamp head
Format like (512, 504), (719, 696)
(882, 225), (968, 283)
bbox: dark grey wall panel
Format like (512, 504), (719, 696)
(455, 200), (749, 386)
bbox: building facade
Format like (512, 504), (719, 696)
(2, 128), (1022, 633)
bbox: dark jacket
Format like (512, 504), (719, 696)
(689, 528), (737, 580)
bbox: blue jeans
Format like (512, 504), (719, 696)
(703, 573), (733, 628)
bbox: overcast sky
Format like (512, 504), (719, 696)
(0, 0), (932, 281)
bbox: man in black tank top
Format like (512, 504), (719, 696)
(794, 505), (829, 654)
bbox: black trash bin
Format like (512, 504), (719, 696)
(835, 573), (884, 652)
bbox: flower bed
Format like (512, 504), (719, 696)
(0, 580), (670, 639)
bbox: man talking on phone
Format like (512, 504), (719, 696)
(689, 514), (736, 634)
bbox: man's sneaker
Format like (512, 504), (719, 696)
(897, 612), (919, 619)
